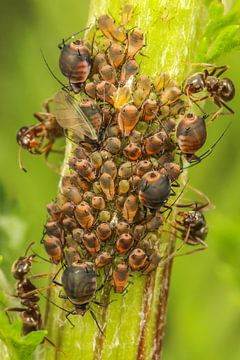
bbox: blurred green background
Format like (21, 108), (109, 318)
(0, 1), (240, 359)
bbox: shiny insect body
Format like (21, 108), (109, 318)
(59, 39), (92, 94)
(184, 64), (235, 119)
(139, 171), (171, 209)
(176, 113), (207, 163)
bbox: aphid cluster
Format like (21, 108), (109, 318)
(13, 8), (235, 334)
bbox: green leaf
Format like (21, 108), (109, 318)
(205, 25), (240, 61)
(0, 312), (46, 360)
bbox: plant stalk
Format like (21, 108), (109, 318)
(41, 1), (208, 359)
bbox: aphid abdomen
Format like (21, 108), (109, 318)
(139, 171), (171, 209)
(176, 113), (207, 154)
(62, 263), (97, 305)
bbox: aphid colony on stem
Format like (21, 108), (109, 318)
(13, 9), (235, 334)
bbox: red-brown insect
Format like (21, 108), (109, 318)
(59, 35), (92, 93)
(112, 263), (130, 293)
(16, 101), (63, 171)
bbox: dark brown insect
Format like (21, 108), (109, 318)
(59, 39), (92, 93)
(176, 113), (207, 163)
(128, 248), (148, 271)
(183, 64), (235, 119)
(174, 205), (208, 251)
(6, 244), (46, 336)
(60, 262), (100, 326)
(118, 104), (140, 136)
(126, 28), (144, 59)
(139, 171), (171, 209)
(115, 233), (134, 254)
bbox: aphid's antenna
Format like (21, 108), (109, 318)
(40, 49), (68, 90)
(18, 146), (27, 173)
(184, 122), (232, 169)
(58, 26), (91, 49)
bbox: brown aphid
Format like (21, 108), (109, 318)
(126, 28), (144, 59)
(123, 194), (138, 223)
(118, 162), (136, 178)
(82, 232), (100, 256)
(144, 134), (163, 155)
(123, 143), (142, 161)
(112, 263), (129, 293)
(61, 202), (75, 217)
(101, 160), (118, 179)
(90, 151), (103, 170)
(46, 202), (62, 221)
(108, 43), (125, 69)
(62, 216), (78, 231)
(116, 233), (134, 254)
(129, 130), (142, 143)
(96, 222), (112, 241)
(104, 137), (122, 155)
(43, 236), (62, 264)
(95, 252), (112, 268)
(96, 81), (116, 105)
(129, 175), (141, 190)
(139, 171), (171, 209)
(133, 75), (152, 107)
(142, 99), (159, 122)
(72, 228), (84, 244)
(116, 221), (130, 234)
(93, 53), (108, 73)
(136, 160), (152, 177)
(75, 203), (94, 229)
(91, 196), (106, 210)
(99, 173), (115, 200)
(128, 248), (148, 270)
(118, 179), (130, 195)
(133, 224), (146, 241)
(70, 159), (96, 182)
(85, 82), (96, 99)
(161, 86), (182, 105)
(160, 162), (181, 182)
(65, 247), (81, 266)
(142, 253), (161, 274)
(97, 15), (126, 42)
(107, 123), (121, 137)
(59, 40), (91, 93)
(80, 99), (102, 131)
(73, 147), (88, 160)
(146, 212), (163, 231)
(62, 186), (83, 205)
(99, 64), (116, 84)
(44, 221), (62, 238)
(118, 104), (140, 136)
(116, 196), (126, 211)
(120, 60), (138, 84)
(176, 113), (207, 162)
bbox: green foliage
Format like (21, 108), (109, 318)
(197, 0), (240, 61)
(0, 313), (46, 360)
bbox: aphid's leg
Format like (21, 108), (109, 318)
(52, 265), (64, 287)
(65, 311), (75, 328)
(89, 309), (104, 335)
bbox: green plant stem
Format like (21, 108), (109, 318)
(41, 1), (208, 359)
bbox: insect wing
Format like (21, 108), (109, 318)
(52, 91), (97, 140)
